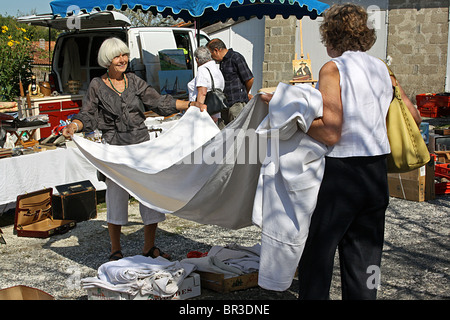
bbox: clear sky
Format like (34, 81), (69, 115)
(1, 0), (54, 17)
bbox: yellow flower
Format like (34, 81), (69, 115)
(7, 41), (14, 47)
(24, 36), (30, 41)
(21, 28), (26, 32)
(8, 35), (12, 39)
(2, 25), (8, 31)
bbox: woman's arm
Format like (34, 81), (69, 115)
(135, 74), (206, 113)
(307, 61), (343, 146)
(62, 80), (100, 138)
(62, 119), (83, 138)
(196, 86), (208, 104)
(175, 99), (207, 112)
(391, 75), (422, 127)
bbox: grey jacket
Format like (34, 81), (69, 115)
(74, 73), (178, 145)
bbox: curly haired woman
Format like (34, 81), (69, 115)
(295, 4), (421, 299)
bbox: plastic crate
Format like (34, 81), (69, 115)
(435, 163), (450, 195)
(436, 93), (450, 108)
(416, 93), (450, 117)
(416, 93), (439, 107)
(435, 163), (450, 177)
(418, 104), (441, 118)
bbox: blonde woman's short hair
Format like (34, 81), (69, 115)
(97, 37), (130, 68)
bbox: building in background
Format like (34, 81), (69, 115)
(30, 40), (55, 81)
(205, 0), (449, 103)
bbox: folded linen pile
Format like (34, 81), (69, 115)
(181, 243), (260, 279)
(81, 255), (196, 297)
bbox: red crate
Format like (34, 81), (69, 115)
(436, 183), (450, 195)
(435, 163), (450, 177)
(435, 163), (450, 195)
(418, 104), (441, 118)
(416, 93), (439, 107)
(417, 93), (450, 117)
(436, 94), (450, 108)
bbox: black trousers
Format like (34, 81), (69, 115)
(298, 155), (389, 300)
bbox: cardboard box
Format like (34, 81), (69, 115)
(388, 161), (435, 202)
(0, 285), (54, 300)
(86, 272), (201, 300)
(197, 271), (259, 293)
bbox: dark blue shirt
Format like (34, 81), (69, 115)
(219, 49), (253, 107)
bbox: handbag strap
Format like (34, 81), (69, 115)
(380, 59), (399, 88)
(379, 59), (402, 101)
(205, 67), (216, 91)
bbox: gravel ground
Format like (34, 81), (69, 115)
(0, 194), (449, 301)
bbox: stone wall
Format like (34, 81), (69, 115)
(262, 16), (297, 89)
(387, 1), (448, 102)
(263, 2), (450, 102)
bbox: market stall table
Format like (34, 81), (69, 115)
(2, 123), (50, 147)
(0, 146), (105, 213)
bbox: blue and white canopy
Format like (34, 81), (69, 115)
(50, 0), (329, 25)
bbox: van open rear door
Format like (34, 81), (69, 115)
(137, 29), (178, 93)
(17, 11), (131, 30)
(18, 11), (131, 92)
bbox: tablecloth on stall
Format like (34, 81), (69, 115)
(0, 147), (105, 211)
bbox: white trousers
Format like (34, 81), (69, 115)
(105, 178), (165, 226)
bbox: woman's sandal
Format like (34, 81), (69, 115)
(143, 246), (172, 260)
(109, 250), (123, 261)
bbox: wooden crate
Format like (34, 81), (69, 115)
(197, 271), (259, 293)
(434, 128), (450, 136)
(435, 151), (450, 163)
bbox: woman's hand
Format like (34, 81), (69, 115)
(189, 101), (207, 112)
(176, 100), (207, 112)
(260, 93), (273, 104)
(62, 120), (82, 138)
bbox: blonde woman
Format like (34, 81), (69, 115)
(63, 37), (206, 261)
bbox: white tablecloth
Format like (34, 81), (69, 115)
(0, 146), (106, 212)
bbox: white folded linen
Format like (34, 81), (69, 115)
(181, 243), (261, 278)
(82, 255), (196, 297)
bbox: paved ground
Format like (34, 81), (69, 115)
(0, 193), (449, 300)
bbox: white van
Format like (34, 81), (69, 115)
(19, 11), (210, 95)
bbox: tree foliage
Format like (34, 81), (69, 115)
(121, 8), (185, 27)
(0, 12), (60, 41)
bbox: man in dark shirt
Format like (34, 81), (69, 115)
(207, 38), (254, 125)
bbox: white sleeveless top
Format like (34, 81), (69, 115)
(326, 51), (392, 158)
